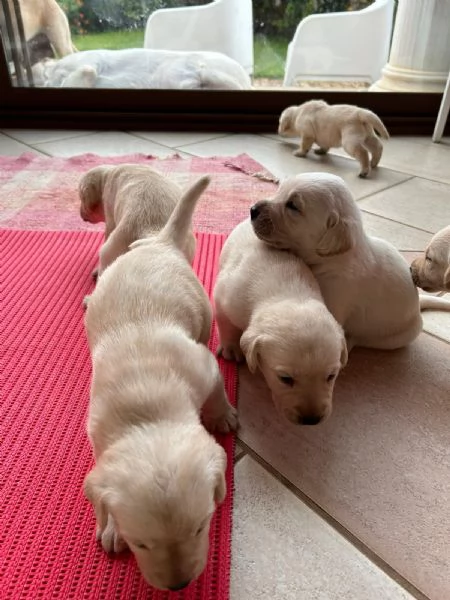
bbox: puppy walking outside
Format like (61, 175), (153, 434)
(84, 175), (237, 591)
(278, 100), (389, 178)
(79, 164), (197, 280)
(214, 219), (347, 426)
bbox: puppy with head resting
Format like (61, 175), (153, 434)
(250, 173), (450, 353)
(84, 175), (237, 592)
(410, 225), (450, 293)
(213, 219), (347, 426)
(79, 164), (196, 279)
(278, 100), (389, 178)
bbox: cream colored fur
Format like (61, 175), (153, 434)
(15, 0), (75, 56)
(411, 225), (450, 293)
(250, 173), (450, 352)
(278, 100), (389, 177)
(84, 175), (237, 592)
(214, 219), (347, 426)
(79, 164), (196, 279)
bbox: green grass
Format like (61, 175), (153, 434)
(72, 30), (288, 80)
(253, 34), (288, 79)
(72, 29), (145, 51)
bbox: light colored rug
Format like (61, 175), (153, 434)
(0, 152), (278, 233)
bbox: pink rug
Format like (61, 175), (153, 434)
(0, 152), (278, 232)
(1, 228), (236, 599)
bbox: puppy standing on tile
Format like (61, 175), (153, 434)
(278, 100), (389, 178)
(214, 219), (347, 426)
(250, 172), (450, 353)
(79, 164), (197, 279)
(84, 175), (237, 592)
(410, 225), (450, 292)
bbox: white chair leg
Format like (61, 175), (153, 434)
(432, 70), (450, 143)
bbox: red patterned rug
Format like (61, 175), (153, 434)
(0, 152), (277, 233)
(1, 228), (236, 599)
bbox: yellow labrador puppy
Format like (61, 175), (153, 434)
(250, 172), (450, 352)
(84, 175), (237, 592)
(278, 100), (389, 178)
(410, 225), (450, 292)
(79, 164), (196, 278)
(214, 219), (347, 426)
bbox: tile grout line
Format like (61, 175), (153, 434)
(360, 207), (436, 236)
(236, 440), (430, 600)
(356, 174), (416, 202)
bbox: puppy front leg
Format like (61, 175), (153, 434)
(294, 136), (314, 157)
(215, 307), (244, 362)
(202, 358), (238, 434)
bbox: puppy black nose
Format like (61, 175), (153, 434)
(168, 580), (191, 591)
(299, 415), (322, 426)
(250, 204), (260, 221)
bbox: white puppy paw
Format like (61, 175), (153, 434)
(204, 404), (239, 434)
(293, 149), (308, 157)
(97, 515), (127, 553)
(217, 344), (244, 362)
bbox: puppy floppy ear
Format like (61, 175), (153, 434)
(79, 166), (109, 211)
(316, 211), (355, 257)
(240, 328), (262, 374)
(84, 464), (111, 533)
(278, 106), (296, 134)
(444, 265), (450, 290)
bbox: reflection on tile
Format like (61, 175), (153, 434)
(179, 134), (411, 199)
(32, 132), (183, 157)
(374, 137), (450, 184)
(2, 129), (96, 145)
(231, 457), (413, 600)
(361, 212), (431, 251)
(130, 131), (229, 148)
(0, 133), (43, 156)
(359, 177), (450, 234)
(237, 333), (450, 600)
(422, 294), (450, 342)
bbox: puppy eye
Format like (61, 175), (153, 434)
(278, 374), (294, 386)
(286, 200), (300, 212)
(135, 542), (148, 550)
(327, 373), (336, 383)
(425, 255), (433, 262)
(195, 525), (205, 536)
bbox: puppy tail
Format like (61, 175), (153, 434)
(419, 295), (450, 312)
(159, 175), (210, 251)
(362, 110), (390, 140)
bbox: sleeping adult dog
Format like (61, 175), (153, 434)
(39, 48), (252, 89)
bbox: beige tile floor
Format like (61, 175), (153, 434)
(1, 129), (449, 600)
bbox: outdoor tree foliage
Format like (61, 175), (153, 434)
(61, 0), (372, 36)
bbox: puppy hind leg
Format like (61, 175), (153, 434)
(364, 135), (383, 168)
(343, 140), (371, 177)
(294, 136), (314, 158)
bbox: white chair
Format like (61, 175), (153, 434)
(432, 70), (450, 142)
(283, 0), (395, 87)
(144, 0), (254, 75)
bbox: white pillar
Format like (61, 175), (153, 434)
(371, 0), (450, 92)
